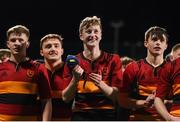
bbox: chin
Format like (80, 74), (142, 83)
(12, 52), (20, 55)
(52, 57), (59, 60)
(153, 53), (161, 56)
(47, 57), (58, 60)
(87, 43), (96, 47)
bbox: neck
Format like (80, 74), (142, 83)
(44, 59), (63, 72)
(83, 47), (101, 61)
(146, 54), (164, 67)
(10, 54), (26, 64)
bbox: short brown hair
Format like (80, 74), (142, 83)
(120, 56), (134, 66)
(79, 16), (102, 34)
(6, 25), (30, 40)
(145, 26), (168, 42)
(0, 49), (11, 59)
(40, 34), (63, 49)
(171, 43), (180, 53)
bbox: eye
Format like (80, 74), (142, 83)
(54, 44), (60, 48)
(86, 30), (92, 34)
(19, 38), (25, 42)
(45, 44), (52, 49)
(94, 29), (99, 34)
(160, 39), (165, 42)
(152, 38), (158, 42)
(9, 38), (16, 42)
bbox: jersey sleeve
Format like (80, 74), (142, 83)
(110, 54), (123, 90)
(36, 64), (51, 99)
(120, 61), (139, 93)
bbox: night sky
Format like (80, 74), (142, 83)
(0, 0), (179, 60)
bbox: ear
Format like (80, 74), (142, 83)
(79, 34), (83, 41)
(144, 41), (148, 48)
(26, 41), (30, 48)
(40, 49), (44, 56)
(165, 43), (168, 50)
(6, 41), (10, 48)
(61, 48), (64, 55)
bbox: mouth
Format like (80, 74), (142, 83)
(13, 48), (21, 52)
(87, 39), (96, 43)
(154, 47), (161, 50)
(48, 52), (58, 56)
(49, 53), (57, 56)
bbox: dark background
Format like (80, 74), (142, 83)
(0, 0), (179, 60)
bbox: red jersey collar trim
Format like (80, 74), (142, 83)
(80, 51), (104, 63)
(144, 58), (166, 68)
(8, 57), (31, 64)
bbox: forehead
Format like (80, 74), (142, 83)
(8, 33), (28, 39)
(149, 33), (167, 41)
(174, 48), (180, 53)
(151, 33), (165, 38)
(84, 25), (101, 30)
(42, 38), (61, 45)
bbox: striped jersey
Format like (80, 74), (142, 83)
(120, 59), (166, 120)
(156, 57), (180, 117)
(64, 51), (122, 111)
(41, 63), (72, 121)
(0, 59), (51, 121)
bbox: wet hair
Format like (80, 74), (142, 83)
(6, 25), (30, 40)
(40, 34), (63, 49)
(120, 56), (134, 66)
(145, 26), (168, 42)
(171, 43), (180, 53)
(79, 16), (102, 34)
(0, 49), (11, 60)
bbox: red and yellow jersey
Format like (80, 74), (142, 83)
(0, 59), (51, 121)
(41, 63), (72, 121)
(64, 51), (122, 111)
(120, 59), (166, 120)
(156, 57), (180, 117)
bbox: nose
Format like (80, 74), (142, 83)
(14, 39), (21, 45)
(89, 32), (97, 40)
(89, 31), (96, 36)
(155, 39), (161, 45)
(50, 45), (56, 51)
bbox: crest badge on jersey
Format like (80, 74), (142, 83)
(27, 69), (35, 78)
